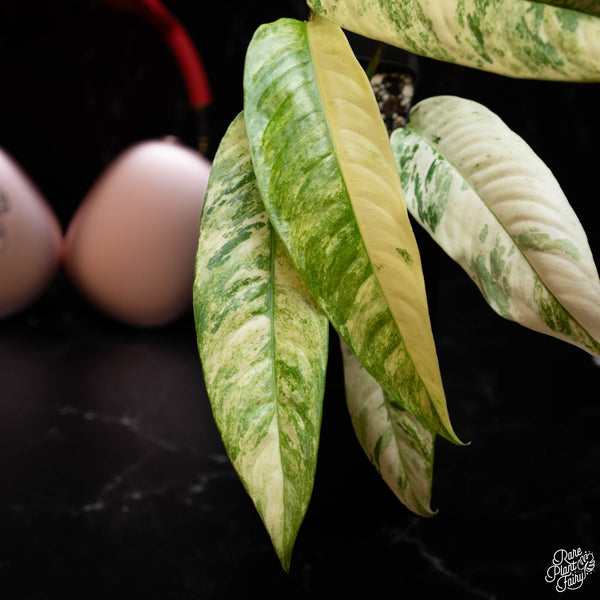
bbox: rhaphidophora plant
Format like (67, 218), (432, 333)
(193, 0), (600, 570)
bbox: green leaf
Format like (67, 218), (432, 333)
(307, 0), (600, 81)
(193, 113), (329, 570)
(390, 95), (600, 356)
(243, 15), (462, 445)
(340, 338), (437, 517)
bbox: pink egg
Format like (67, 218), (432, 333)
(0, 147), (63, 319)
(63, 140), (211, 327)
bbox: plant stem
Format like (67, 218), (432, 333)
(365, 42), (385, 78)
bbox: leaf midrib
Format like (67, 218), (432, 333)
(268, 228), (285, 494)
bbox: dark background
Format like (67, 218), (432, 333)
(1, 1), (599, 598)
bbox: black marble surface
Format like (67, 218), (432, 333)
(1, 2), (600, 598)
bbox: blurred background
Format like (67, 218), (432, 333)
(0, 1), (599, 598)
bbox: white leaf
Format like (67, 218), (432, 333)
(391, 95), (600, 355)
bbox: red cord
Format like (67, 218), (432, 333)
(0, 0), (213, 109)
(97, 0), (212, 108)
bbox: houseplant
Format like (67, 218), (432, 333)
(193, 0), (600, 570)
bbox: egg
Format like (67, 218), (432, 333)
(0, 147), (63, 319)
(63, 139), (211, 327)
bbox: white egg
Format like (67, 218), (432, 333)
(0, 147), (63, 319)
(63, 139), (211, 327)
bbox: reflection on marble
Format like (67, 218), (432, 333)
(1, 265), (598, 599)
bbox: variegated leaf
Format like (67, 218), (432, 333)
(193, 113), (329, 570)
(243, 15), (461, 445)
(390, 95), (600, 356)
(307, 0), (600, 81)
(340, 338), (436, 517)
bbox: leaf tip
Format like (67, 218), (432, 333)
(260, 510), (301, 572)
(430, 402), (466, 447)
(272, 538), (294, 572)
(419, 504), (439, 518)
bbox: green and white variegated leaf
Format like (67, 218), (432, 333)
(340, 338), (436, 517)
(243, 15), (461, 445)
(390, 95), (600, 356)
(307, 0), (600, 81)
(193, 113), (329, 570)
